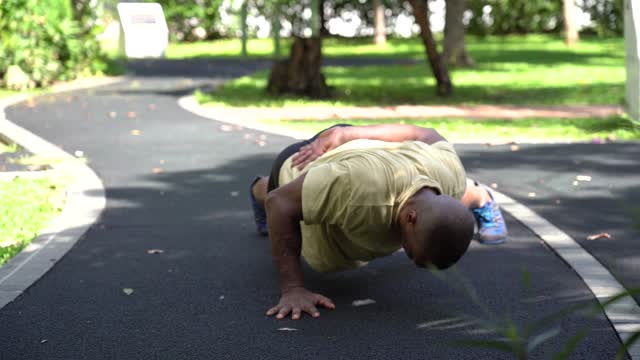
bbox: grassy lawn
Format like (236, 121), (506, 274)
(195, 35), (624, 107)
(261, 116), (640, 143)
(0, 175), (66, 266)
(0, 142), (18, 154)
(0, 89), (26, 100)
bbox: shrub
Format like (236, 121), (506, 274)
(151, 0), (224, 42)
(580, 0), (623, 36)
(0, 0), (106, 89)
(466, 0), (562, 35)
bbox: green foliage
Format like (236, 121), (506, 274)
(467, 0), (562, 35)
(580, 0), (624, 36)
(150, 0), (224, 42)
(0, 0), (106, 89)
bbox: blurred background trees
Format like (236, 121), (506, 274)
(0, 0), (626, 91)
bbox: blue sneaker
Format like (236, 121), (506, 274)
(250, 176), (268, 236)
(471, 187), (508, 245)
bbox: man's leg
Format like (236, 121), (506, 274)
(252, 176), (269, 207)
(461, 179), (508, 245)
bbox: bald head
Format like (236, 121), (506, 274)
(399, 189), (474, 270)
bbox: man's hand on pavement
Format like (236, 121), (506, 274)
(291, 127), (345, 171)
(266, 287), (335, 320)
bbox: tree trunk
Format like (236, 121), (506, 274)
(373, 0), (387, 45)
(563, 0), (579, 46)
(266, 37), (332, 99)
(408, 0), (453, 96)
(443, 0), (474, 67)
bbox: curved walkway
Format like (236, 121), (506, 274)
(0, 59), (636, 359)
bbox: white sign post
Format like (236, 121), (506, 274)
(117, 3), (168, 59)
(625, 0), (640, 122)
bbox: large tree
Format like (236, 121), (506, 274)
(407, 0), (453, 96)
(266, 0), (331, 98)
(443, 0), (474, 66)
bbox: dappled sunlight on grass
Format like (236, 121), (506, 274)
(168, 34), (624, 61)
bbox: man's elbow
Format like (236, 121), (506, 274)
(265, 190), (300, 221)
(264, 191), (280, 216)
(416, 127), (446, 144)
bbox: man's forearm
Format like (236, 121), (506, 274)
(264, 182), (305, 292)
(269, 213), (304, 291)
(340, 124), (445, 145)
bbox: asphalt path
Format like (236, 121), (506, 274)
(0, 59), (630, 359)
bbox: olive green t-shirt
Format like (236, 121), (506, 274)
(278, 139), (467, 273)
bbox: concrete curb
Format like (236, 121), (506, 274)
(179, 94), (640, 359)
(0, 77), (123, 309)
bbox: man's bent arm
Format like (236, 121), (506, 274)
(291, 124), (446, 170)
(340, 124), (446, 145)
(265, 174), (306, 292)
(264, 174), (335, 319)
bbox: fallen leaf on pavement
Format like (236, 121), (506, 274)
(527, 192), (536, 198)
(127, 111), (137, 118)
(219, 295), (224, 300)
(259, 134), (267, 140)
(122, 288), (134, 295)
(510, 145), (520, 152)
(152, 167), (164, 174)
(74, 150), (84, 157)
(243, 133), (252, 140)
(131, 129), (141, 136)
(278, 328), (298, 331)
(40, 339), (48, 344)
(230, 191), (239, 197)
(256, 140), (266, 147)
(159, 160), (165, 164)
(572, 181), (579, 186)
(148, 104), (156, 110)
(490, 183), (498, 189)
(220, 124), (233, 132)
(587, 233), (611, 241)
(576, 175), (592, 182)
(352, 299), (376, 307)
(146, 249), (164, 254)
(108, 111), (117, 118)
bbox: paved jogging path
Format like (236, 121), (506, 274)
(0, 59), (632, 359)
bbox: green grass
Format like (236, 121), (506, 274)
(0, 176), (66, 266)
(167, 35), (622, 60)
(0, 142), (18, 154)
(0, 89), (26, 100)
(195, 35), (624, 107)
(261, 116), (640, 143)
